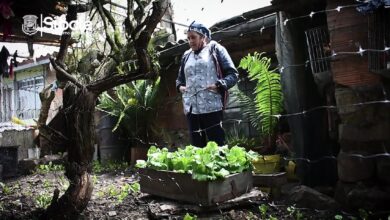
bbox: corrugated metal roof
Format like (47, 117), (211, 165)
(14, 54), (51, 72)
(0, 122), (34, 133)
(157, 13), (277, 67)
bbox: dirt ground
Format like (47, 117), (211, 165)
(0, 165), (351, 220)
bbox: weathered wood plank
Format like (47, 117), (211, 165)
(138, 168), (253, 206)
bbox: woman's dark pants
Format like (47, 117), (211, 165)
(186, 110), (225, 147)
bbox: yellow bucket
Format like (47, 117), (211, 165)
(285, 161), (299, 181)
(252, 154), (281, 174)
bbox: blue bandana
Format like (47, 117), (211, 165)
(188, 21), (211, 39)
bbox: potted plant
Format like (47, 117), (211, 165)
(237, 52), (284, 174)
(97, 77), (161, 164)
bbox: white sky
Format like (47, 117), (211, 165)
(172, 0), (271, 27)
(172, 0), (271, 39)
(0, 0), (271, 59)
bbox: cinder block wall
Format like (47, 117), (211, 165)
(0, 129), (35, 160)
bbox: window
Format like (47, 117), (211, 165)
(16, 76), (44, 120)
(368, 8), (390, 76)
(305, 26), (331, 75)
(305, 26), (333, 90)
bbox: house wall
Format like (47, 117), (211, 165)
(0, 59), (61, 161)
(0, 129), (35, 160)
(273, 0), (390, 210)
(2, 61), (62, 123)
(15, 65), (45, 120)
(326, 0), (390, 210)
(156, 63), (190, 148)
(1, 63), (48, 122)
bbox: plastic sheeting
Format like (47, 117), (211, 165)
(275, 11), (338, 187)
(357, 0), (390, 14)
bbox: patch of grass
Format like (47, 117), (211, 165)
(92, 175), (98, 185)
(287, 205), (303, 220)
(35, 193), (52, 209)
(92, 161), (104, 173)
(92, 160), (128, 173)
(43, 179), (52, 188)
(100, 182), (140, 203)
(129, 182), (140, 193)
(107, 185), (120, 198)
(13, 182), (20, 190)
(183, 213), (197, 220)
(117, 182), (140, 203)
(0, 182), (12, 195)
(36, 162), (64, 174)
(259, 204), (268, 219)
(358, 209), (372, 220)
(58, 175), (69, 190)
(246, 211), (257, 220)
(256, 204), (279, 220)
(117, 186), (129, 203)
(269, 215), (277, 220)
(96, 190), (105, 198)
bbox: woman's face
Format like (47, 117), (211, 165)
(187, 31), (205, 51)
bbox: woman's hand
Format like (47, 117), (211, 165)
(179, 86), (187, 93)
(206, 84), (218, 93)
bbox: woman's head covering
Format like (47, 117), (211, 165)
(187, 21), (211, 39)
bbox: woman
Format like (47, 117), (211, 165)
(176, 22), (238, 147)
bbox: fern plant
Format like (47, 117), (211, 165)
(238, 52), (283, 138)
(97, 77), (161, 144)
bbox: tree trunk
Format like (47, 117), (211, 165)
(43, 86), (97, 219)
(38, 1), (169, 218)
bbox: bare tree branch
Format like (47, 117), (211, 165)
(38, 85), (55, 128)
(102, 5), (116, 30)
(87, 0), (168, 93)
(43, 124), (70, 142)
(125, 0), (135, 37)
(89, 8), (98, 20)
(93, 0), (120, 54)
(102, 6), (123, 47)
(50, 57), (84, 89)
(56, 5), (77, 64)
(134, 0), (146, 25)
(134, 0), (145, 13)
(134, 0), (169, 73)
(88, 71), (149, 94)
